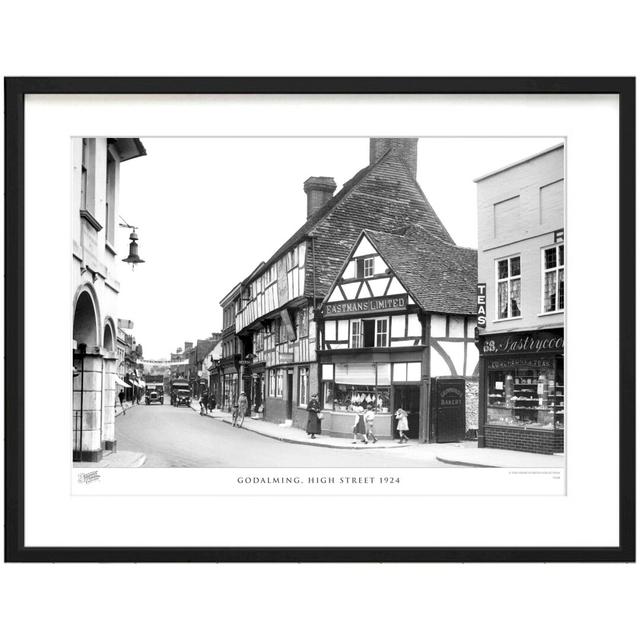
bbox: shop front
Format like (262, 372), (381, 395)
(477, 328), (564, 454)
(219, 354), (240, 411)
(318, 353), (427, 440)
(246, 362), (265, 417)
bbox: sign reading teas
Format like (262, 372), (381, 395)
(323, 294), (408, 317)
(477, 283), (486, 327)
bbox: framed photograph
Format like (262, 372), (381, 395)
(4, 77), (635, 562)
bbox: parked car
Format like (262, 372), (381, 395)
(145, 383), (164, 405)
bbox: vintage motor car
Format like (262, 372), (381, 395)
(171, 380), (191, 406)
(145, 383), (164, 405)
(174, 389), (191, 407)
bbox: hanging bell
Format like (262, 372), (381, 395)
(122, 230), (145, 268)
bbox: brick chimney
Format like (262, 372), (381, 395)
(184, 341), (193, 351)
(369, 138), (418, 178)
(303, 176), (336, 218)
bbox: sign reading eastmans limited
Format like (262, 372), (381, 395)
(323, 294), (408, 317)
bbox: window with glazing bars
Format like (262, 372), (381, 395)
(496, 256), (521, 319)
(543, 245), (564, 312)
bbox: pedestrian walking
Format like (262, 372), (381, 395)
(233, 392), (249, 427)
(135, 388), (140, 405)
(306, 393), (322, 439)
(395, 408), (409, 443)
(364, 404), (378, 443)
(352, 405), (368, 444)
(118, 388), (126, 415)
(208, 394), (216, 412)
(200, 389), (210, 415)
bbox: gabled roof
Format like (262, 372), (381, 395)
(240, 147), (454, 289)
(363, 228), (477, 315)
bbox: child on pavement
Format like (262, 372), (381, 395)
(352, 405), (368, 444)
(364, 405), (378, 443)
(395, 407), (409, 443)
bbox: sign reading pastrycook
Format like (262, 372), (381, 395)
(323, 294), (408, 317)
(480, 331), (564, 355)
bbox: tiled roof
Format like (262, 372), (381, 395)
(365, 228), (478, 315)
(245, 148), (454, 288)
(305, 151), (456, 297)
(233, 146), (475, 316)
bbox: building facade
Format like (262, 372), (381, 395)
(215, 285), (242, 411)
(318, 229), (477, 441)
(221, 138), (479, 437)
(475, 144), (565, 454)
(72, 137), (146, 461)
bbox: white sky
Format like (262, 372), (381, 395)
(116, 137), (562, 358)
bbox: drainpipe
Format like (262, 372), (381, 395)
(78, 343), (86, 461)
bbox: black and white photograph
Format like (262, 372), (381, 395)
(2, 4), (638, 640)
(71, 136), (566, 472)
(5, 78), (632, 563)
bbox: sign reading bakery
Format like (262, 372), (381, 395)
(479, 330), (564, 355)
(323, 294), (408, 317)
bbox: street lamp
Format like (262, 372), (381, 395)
(119, 217), (145, 269)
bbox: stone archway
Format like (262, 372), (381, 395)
(73, 287), (103, 462)
(73, 289), (99, 349)
(103, 320), (115, 352)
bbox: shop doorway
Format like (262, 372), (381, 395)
(431, 377), (466, 443)
(393, 385), (420, 440)
(286, 370), (293, 420)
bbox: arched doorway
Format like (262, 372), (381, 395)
(103, 320), (115, 352)
(73, 287), (103, 462)
(73, 290), (98, 349)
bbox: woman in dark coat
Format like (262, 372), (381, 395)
(306, 393), (321, 439)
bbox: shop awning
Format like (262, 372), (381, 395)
(115, 376), (131, 388)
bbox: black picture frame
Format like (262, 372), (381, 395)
(4, 77), (635, 563)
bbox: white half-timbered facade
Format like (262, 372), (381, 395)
(318, 229), (478, 442)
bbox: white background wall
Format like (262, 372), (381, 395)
(1, 5), (638, 640)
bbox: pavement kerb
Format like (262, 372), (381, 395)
(115, 401), (141, 418)
(434, 455), (496, 468)
(188, 403), (410, 450)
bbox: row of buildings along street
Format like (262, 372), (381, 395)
(72, 137), (564, 467)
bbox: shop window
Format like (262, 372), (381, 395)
(323, 363), (390, 412)
(298, 367), (309, 406)
(543, 245), (565, 312)
(486, 359), (563, 430)
(323, 380), (334, 408)
(496, 256), (521, 319)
